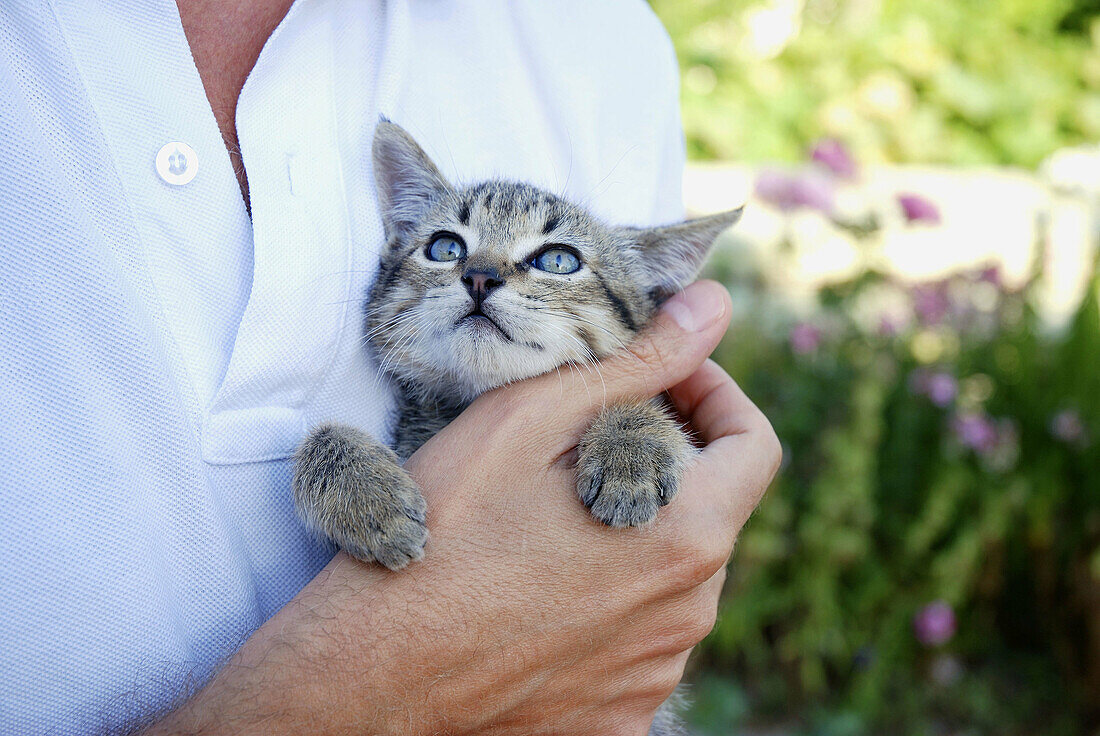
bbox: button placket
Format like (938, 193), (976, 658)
(201, 6), (352, 464)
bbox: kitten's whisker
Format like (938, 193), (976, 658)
(323, 297), (377, 307)
(386, 321), (425, 367)
(564, 361), (592, 407)
(339, 290), (447, 310)
(537, 319), (611, 406)
(540, 309), (632, 352)
(361, 316), (424, 350)
(570, 316), (650, 377)
(553, 328), (607, 406)
(533, 308), (650, 384)
(536, 320), (590, 366)
(585, 142), (639, 201)
(362, 310), (423, 341)
(375, 309), (428, 376)
(577, 340), (608, 407)
(364, 305), (423, 324)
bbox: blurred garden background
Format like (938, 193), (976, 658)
(646, 0), (1100, 733)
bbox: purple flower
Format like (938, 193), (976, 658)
(789, 322), (822, 355)
(898, 193), (942, 225)
(810, 138), (858, 179)
(912, 284), (950, 326)
(926, 372), (958, 407)
(952, 412), (999, 454)
(951, 412), (1020, 470)
(914, 601), (956, 647)
(910, 369), (957, 407)
(755, 168), (835, 214)
(977, 266), (1001, 287)
(1051, 409), (1087, 445)
(878, 316), (903, 337)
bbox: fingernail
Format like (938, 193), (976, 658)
(661, 285), (725, 332)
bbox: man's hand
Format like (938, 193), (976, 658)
(145, 280), (781, 736)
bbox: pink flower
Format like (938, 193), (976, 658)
(951, 412), (1019, 471)
(912, 283), (950, 326)
(789, 322), (822, 355)
(910, 369), (957, 407)
(810, 138), (858, 179)
(898, 193), (942, 225)
(952, 412), (999, 454)
(755, 169), (835, 214)
(925, 372), (958, 407)
(977, 266), (1001, 287)
(878, 316), (903, 337)
(914, 601), (956, 647)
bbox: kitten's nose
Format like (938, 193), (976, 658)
(462, 268), (504, 307)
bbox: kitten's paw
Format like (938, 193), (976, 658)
(331, 467), (428, 571)
(576, 401), (693, 527)
(293, 424), (428, 570)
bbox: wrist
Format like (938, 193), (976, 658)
(142, 562), (404, 736)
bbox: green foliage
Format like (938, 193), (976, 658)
(649, 5), (1100, 728)
(689, 244), (1100, 733)
(650, 0), (1099, 167)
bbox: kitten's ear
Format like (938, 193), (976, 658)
(624, 207), (743, 294)
(372, 119), (452, 239)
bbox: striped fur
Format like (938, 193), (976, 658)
(293, 121), (740, 735)
(364, 121), (742, 408)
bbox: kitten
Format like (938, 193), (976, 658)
(293, 120), (740, 736)
(293, 120), (741, 569)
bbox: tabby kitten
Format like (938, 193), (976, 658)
(293, 120), (741, 571)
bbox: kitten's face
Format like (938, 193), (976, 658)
(366, 121), (741, 401)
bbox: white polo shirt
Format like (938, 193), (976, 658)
(0, 0), (685, 731)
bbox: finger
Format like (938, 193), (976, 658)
(667, 359), (762, 445)
(691, 564), (728, 642)
(669, 360), (781, 514)
(613, 363), (777, 567)
(704, 559), (728, 597)
(519, 281), (732, 432)
(679, 564), (727, 646)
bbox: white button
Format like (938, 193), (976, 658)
(155, 142), (199, 186)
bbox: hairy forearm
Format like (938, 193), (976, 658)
(129, 572), (391, 736)
(132, 559), (462, 736)
(133, 636), (313, 736)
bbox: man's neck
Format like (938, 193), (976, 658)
(176, 0), (297, 210)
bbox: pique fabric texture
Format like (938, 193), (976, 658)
(0, 0), (685, 731)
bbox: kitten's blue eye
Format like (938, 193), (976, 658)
(532, 247), (581, 274)
(426, 234), (466, 262)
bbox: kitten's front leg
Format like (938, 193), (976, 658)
(293, 424), (428, 570)
(577, 399), (693, 527)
